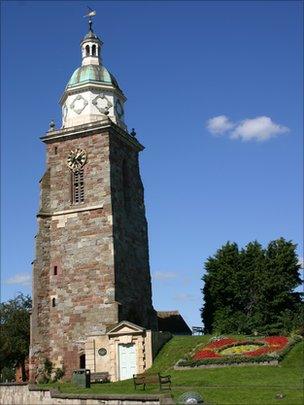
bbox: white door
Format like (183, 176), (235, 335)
(118, 343), (136, 380)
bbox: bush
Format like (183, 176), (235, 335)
(44, 358), (53, 376)
(37, 375), (50, 384)
(0, 366), (16, 382)
(52, 367), (65, 382)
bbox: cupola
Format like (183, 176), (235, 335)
(80, 24), (103, 66)
(60, 17), (127, 130)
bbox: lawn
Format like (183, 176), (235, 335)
(39, 336), (304, 404)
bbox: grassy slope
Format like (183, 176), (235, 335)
(41, 336), (304, 404)
(149, 336), (304, 404)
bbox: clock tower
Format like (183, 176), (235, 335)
(30, 21), (157, 381)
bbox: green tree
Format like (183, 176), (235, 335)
(0, 293), (31, 381)
(201, 238), (303, 334)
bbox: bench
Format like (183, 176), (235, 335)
(192, 326), (203, 335)
(133, 373), (171, 391)
(90, 372), (110, 383)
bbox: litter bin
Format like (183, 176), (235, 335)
(72, 369), (91, 388)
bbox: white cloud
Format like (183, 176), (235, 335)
(206, 115), (289, 142)
(298, 257), (304, 268)
(206, 115), (234, 134)
(6, 273), (32, 286)
(173, 292), (195, 302)
(231, 116), (289, 142)
(153, 271), (178, 281)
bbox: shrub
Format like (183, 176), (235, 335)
(44, 358), (53, 376)
(0, 366), (16, 382)
(52, 367), (65, 382)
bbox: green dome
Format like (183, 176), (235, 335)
(67, 65), (120, 89)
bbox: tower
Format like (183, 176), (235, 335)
(30, 20), (157, 381)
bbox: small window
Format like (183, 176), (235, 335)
(53, 266), (58, 275)
(71, 169), (84, 204)
(92, 44), (96, 56)
(85, 45), (90, 56)
(52, 298), (56, 307)
(54, 147), (58, 155)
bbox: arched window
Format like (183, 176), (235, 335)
(71, 169), (84, 204)
(52, 298), (56, 307)
(92, 44), (96, 56)
(85, 45), (90, 56)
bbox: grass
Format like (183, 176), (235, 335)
(38, 336), (304, 404)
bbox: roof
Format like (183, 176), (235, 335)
(106, 320), (145, 335)
(157, 311), (192, 335)
(66, 65), (120, 90)
(83, 30), (100, 41)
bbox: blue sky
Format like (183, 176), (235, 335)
(1, 1), (303, 328)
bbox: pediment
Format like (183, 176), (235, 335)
(107, 320), (145, 336)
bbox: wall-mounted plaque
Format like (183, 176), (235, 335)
(98, 348), (107, 356)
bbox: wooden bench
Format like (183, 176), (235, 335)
(90, 372), (110, 383)
(192, 326), (203, 335)
(133, 373), (171, 391)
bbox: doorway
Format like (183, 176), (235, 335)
(118, 343), (136, 380)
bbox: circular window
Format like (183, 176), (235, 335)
(98, 348), (107, 356)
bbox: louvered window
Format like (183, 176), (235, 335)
(72, 169), (84, 204)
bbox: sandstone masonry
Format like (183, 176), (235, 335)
(30, 120), (157, 381)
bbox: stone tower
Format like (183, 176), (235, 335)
(30, 21), (157, 381)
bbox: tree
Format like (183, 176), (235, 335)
(0, 293), (31, 381)
(201, 238), (303, 334)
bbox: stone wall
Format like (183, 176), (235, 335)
(30, 128), (118, 380)
(151, 331), (172, 359)
(30, 122), (157, 381)
(0, 384), (172, 405)
(109, 130), (157, 330)
(85, 322), (170, 381)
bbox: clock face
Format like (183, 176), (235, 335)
(115, 100), (124, 119)
(67, 148), (87, 171)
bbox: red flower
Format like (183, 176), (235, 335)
(207, 338), (238, 349)
(244, 347), (269, 357)
(262, 336), (288, 350)
(192, 335), (290, 361)
(193, 338), (238, 360)
(193, 350), (221, 360)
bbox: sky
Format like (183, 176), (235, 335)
(1, 1), (303, 328)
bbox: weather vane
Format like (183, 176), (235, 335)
(84, 6), (96, 31)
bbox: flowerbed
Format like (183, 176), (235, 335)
(176, 335), (301, 368)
